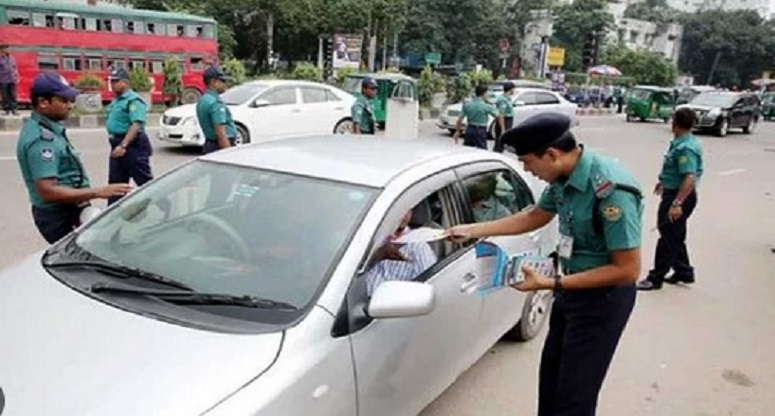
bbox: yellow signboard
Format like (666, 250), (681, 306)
(547, 47), (565, 67)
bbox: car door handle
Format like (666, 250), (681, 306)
(460, 272), (479, 293)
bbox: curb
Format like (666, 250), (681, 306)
(575, 108), (620, 116)
(0, 113), (162, 132)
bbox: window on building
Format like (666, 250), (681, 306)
(111, 18), (124, 33)
(58, 16), (76, 30)
(150, 61), (164, 74)
(185, 25), (200, 38)
(32, 13), (46, 27)
(44, 14), (56, 28)
(38, 55), (60, 70)
(7, 9), (31, 26)
(84, 17), (97, 31)
(62, 56), (84, 71)
(86, 57), (103, 71)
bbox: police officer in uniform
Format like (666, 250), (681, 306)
(638, 107), (703, 290)
(351, 77), (377, 135)
(447, 112), (643, 416)
(16, 72), (132, 244)
(454, 84), (499, 149)
(106, 67), (153, 205)
(493, 81), (516, 153)
(197, 66), (236, 154)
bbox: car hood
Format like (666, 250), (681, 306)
(163, 103), (197, 119)
(0, 254), (284, 416)
(680, 104), (719, 112)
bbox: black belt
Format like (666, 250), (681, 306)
(468, 125), (488, 129)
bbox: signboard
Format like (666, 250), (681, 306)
(546, 47), (565, 67)
(332, 33), (363, 69)
(499, 38), (511, 53)
(425, 52), (441, 65)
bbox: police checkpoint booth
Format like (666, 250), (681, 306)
(384, 79), (419, 139)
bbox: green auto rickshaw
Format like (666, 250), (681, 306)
(761, 92), (775, 121)
(342, 73), (418, 129)
(626, 86), (676, 123)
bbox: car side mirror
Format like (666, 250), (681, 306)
(513, 100), (526, 107)
(252, 99), (270, 108)
(368, 281), (435, 319)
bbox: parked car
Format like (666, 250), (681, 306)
(0, 136), (558, 416)
(679, 91), (761, 137)
(158, 80), (356, 147)
(438, 87), (578, 137)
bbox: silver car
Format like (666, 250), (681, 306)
(0, 137), (558, 416)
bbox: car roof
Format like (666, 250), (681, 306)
(241, 80), (333, 88)
(347, 73), (416, 82)
(200, 136), (496, 187)
(633, 85), (673, 92)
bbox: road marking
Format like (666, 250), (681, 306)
(718, 168), (747, 176)
(0, 156), (16, 162)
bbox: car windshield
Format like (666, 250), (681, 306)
(630, 89), (655, 100)
(221, 84), (269, 105)
(70, 160), (377, 311)
(691, 93), (736, 107)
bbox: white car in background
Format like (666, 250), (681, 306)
(438, 87), (578, 137)
(158, 80), (356, 147)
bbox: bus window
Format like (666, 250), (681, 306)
(107, 59), (126, 71)
(99, 19), (111, 31)
(62, 56), (83, 71)
(38, 55), (60, 70)
(129, 60), (146, 71)
(147, 22), (165, 35)
(45, 14), (56, 28)
(127, 21), (144, 34)
(85, 17), (97, 31)
(111, 18), (123, 33)
(32, 13), (46, 28)
(7, 9), (31, 26)
(150, 61), (164, 74)
(203, 24), (215, 39)
(190, 57), (204, 71)
(86, 57), (103, 71)
(58, 15), (77, 30)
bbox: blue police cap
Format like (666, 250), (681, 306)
(31, 72), (80, 101)
(502, 81), (516, 92)
(362, 77), (377, 88)
(502, 112), (574, 156)
(203, 66), (232, 82)
(108, 67), (130, 81)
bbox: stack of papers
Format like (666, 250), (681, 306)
(473, 241), (555, 295)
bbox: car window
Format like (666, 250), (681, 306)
(261, 87), (297, 106)
(72, 160), (378, 319)
(534, 92), (560, 105)
(301, 87), (329, 104)
(461, 170), (534, 223)
(516, 92), (538, 105)
(325, 90), (341, 101)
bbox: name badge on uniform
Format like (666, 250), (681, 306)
(559, 234), (574, 259)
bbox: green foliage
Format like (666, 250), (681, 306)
(551, 0), (614, 72)
(605, 46), (677, 86)
(129, 67), (153, 92)
(446, 74), (472, 104)
(222, 58), (247, 84)
(291, 62), (322, 81)
(162, 58), (183, 105)
(623, 0), (679, 23)
(470, 69), (494, 87)
(418, 66), (445, 106)
(334, 67), (358, 87)
(679, 10), (775, 87)
(74, 73), (106, 92)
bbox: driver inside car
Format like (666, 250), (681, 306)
(365, 209), (437, 296)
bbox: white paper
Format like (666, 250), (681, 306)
(393, 227), (447, 244)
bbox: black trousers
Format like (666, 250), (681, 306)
(108, 132), (153, 205)
(648, 189), (698, 283)
(1, 82), (17, 113)
(32, 204), (86, 244)
(538, 284), (636, 416)
(493, 117), (514, 153)
(463, 125), (488, 149)
(202, 139), (236, 154)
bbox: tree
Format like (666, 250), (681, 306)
(679, 10), (775, 87)
(551, 0), (614, 72)
(606, 45), (677, 86)
(623, 0), (678, 23)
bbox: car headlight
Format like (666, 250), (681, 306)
(707, 108), (721, 117)
(182, 116), (197, 126)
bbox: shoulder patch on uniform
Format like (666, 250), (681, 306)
(41, 148), (54, 162)
(678, 155), (689, 164)
(602, 204), (622, 221)
(39, 128), (55, 141)
(129, 104), (137, 112)
(594, 179), (614, 198)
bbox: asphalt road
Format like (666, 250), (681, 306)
(1, 116), (774, 415)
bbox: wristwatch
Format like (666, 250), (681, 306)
(671, 199), (683, 207)
(553, 274), (563, 292)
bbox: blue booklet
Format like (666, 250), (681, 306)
(473, 241), (555, 295)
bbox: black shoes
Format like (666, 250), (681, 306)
(638, 274), (695, 291)
(636, 280), (662, 291)
(664, 274), (695, 285)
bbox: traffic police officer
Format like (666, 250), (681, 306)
(493, 81), (516, 153)
(106, 67), (153, 205)
(638, 107), (703, 290)
(16, 72), (132, 243)
(447, 112), (643, 416)
(352, 77), (377, 135)
(197, 66), (236, 154)
(454, 84), (499, 149)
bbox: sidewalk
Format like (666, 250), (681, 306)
(0, 111), (162, 132)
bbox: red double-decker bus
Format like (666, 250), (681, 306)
(0, 0), (219, 105)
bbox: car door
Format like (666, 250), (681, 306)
(512, 91), (540, 125)
(299, 86), (341, 134)
(248, 86), (303, 142)
(730, 97), (747, 127)
(455, 162), (557, 346)
(342, 169), (487, 416)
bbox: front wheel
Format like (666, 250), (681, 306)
(716, 118), (729, 137)
(743, 117), (756, 134)
(505, 290), (554, 342)
(235, 124), (250, 145)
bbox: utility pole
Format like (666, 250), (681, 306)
(707, 51), (722, 85)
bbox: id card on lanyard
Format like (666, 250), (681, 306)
(559, 207), (574, 259)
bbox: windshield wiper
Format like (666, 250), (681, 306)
(90, 283), (298, 310)
(45, 260), (192, 291)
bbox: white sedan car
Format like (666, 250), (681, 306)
(0, 137), (558, 416)
(438, 87), (578, 137)
(159, 80), (356, 147)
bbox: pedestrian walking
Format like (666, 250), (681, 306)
(16, 72), (132, 244)
(454, 84), (498, 149)
(638, 107), (703, 291)
(351, 77), (377, 135)
(105, 68), (153, 206)
(0, 44), (19, 116)
(493, 81), (515, 153)
(197, 66), (237, 154)
(447, 112), (643, 416)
